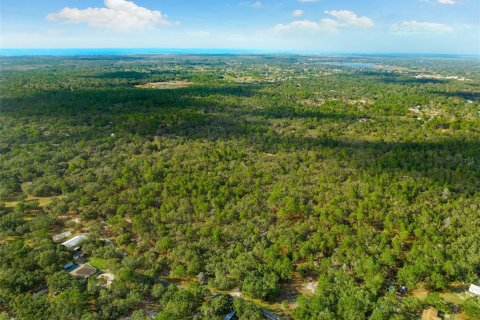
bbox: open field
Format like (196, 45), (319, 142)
(2, 195), (61, 208)
(135, 81), (191, 89)
(88, 257), (118, 271)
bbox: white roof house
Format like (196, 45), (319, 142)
(61, 235), (87, 248)
(469, 284), (480, 296)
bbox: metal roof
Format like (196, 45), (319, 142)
(224, 311), (236, 320)
(69, 264), (97, 278)
(469, 284), (480, 296)
(61, 235), (86, 248)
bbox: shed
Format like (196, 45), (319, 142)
(469, 284), (480, 296)
(64, 262), (75, 269)
(69, 264), (97, 279)
(63, 262), (78, 272)
(224, 311), (237, 320)
(73, 250), (84, 260)
(61, 235), (86, 249)
(262, 309), (285, 320)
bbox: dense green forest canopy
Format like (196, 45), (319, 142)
(0, 54), (479, 320)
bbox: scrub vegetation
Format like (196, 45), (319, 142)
(1, 54), (479, 320)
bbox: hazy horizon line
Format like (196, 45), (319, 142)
(1, 48), (479, 58)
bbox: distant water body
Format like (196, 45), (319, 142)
(0, 48), (301, 56)
(0, 48), (478, 58)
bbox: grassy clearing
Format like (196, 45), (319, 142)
(412, 283), (471, 305)
(3, 195), (61, 208)
(135, 81), (191, 89)
(411, 283), (473, 320)
(88, 257), (118, 271)
(0, 236), (19, 245)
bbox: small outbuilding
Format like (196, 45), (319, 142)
(469, 284), (480, 296)
(224, 311), (237, 320)
(61, 235), (86, 249)
(73, 247), (84, 260)
(63, 262), (78, 272)
(69, 264), (97, 279)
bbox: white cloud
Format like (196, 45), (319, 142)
(437, 0), (456, 4)
(273, 19), (338, 34)
(420, 0), (456, 5)
(325, 10), (375, 28)
(251, 1), (262, 8)
(391, 21), (454, 34)
(273, 10), (374, 34)
(293, 9), (304, 17)
(46, 0), (171, 32)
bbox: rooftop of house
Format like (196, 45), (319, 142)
(469, 283), (480, 296)
(63, 262), (78, 272)
(224, 311), (236, 320)
(61, 235), (86, 248)
(69, 264), (97, 279)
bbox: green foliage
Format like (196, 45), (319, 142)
(200, 294), (233, 319)
(242, 270), (280, 300)
(233, 298), (264, 320)
(463, 297), (480, 319)
(423, 293), (450, 313)
(155, 285), (205, 320)
(1, 54), (479, 319)
(47, 271), (79, 293)
(48, 288), (89, 319)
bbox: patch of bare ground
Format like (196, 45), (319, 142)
(0, 65), (46, 71)
(135, 81), (191, 89)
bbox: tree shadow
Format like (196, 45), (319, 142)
(0, 84), (261, 116)
(249, 106), (359, 121)
(90, 69), (187, 80)
(2, 84), (479, 191)
(429, 90), (480, 101)
(370, 74), (448, 85)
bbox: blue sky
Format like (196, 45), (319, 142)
(1, 0), (479, 54)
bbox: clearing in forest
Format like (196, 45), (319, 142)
(3, 195), (61, 208)
(135, 81), (191, 89)
(411, 283), (473, 320)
